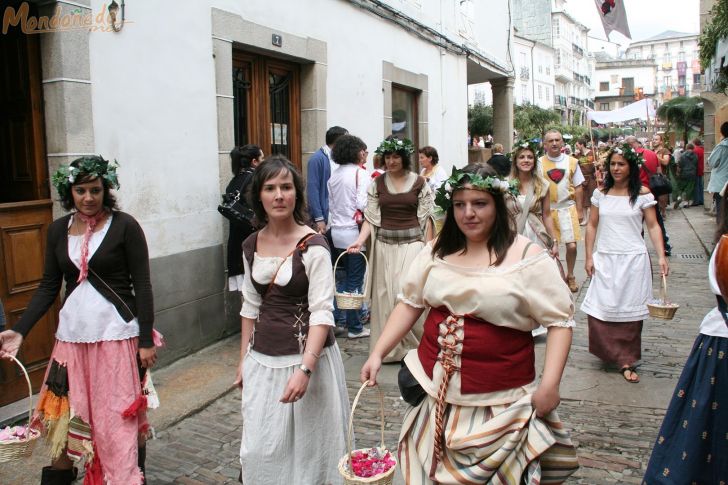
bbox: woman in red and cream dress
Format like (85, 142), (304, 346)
(361, 163), (578, 484)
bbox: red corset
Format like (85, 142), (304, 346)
(417, 307), (535, 394)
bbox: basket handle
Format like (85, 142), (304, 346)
(6, 355), (34, 429)
(333, 251), (370, 295)
(661, 274), (668, 303)
(346, 381), (387, 474)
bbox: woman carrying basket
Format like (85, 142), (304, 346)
(348, 136), (434, 363)
(234, 156), (349, 484)
(581, 144), (669, 383)
(360, 163), (579, 484)
(0, 156), (158, 484)
(328, 134), (370, 338)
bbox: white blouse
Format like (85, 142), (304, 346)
(591, 189), (657, 254)
(327, 164), (369, 249)
(56, 216), (141, 343)
(240, 245), (335, 327)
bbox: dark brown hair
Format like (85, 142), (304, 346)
(418, 146), (439, 165)
(432, 163), (516, 266)
(60, 157), (119, 212)
(247, 155), (309, 226)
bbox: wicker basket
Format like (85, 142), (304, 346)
(647, 274), (680, 320)
(333, 252), (370, 310)
(338, 382), (397, 485)
(0, 355), (41, 462)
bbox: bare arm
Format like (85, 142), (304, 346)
(348, 220), (372, 253)
(584, 205), (599, 276)
(279, 324), (330, 403)
(541, 196), (558, 257)
(645, 204), (669, 276)
(532, 326), (572, 417)
(574, 185), (584, 221)
(234, 317), (255, 387)
(360, 302), (425, 385)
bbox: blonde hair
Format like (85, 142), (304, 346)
(509, 146), (547, 198)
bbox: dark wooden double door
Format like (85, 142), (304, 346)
(0, 15), (57, 406)
(233, 51), (302, 168)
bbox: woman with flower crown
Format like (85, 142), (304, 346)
(509, 140), (558, 258)
(0, 156), (158, 484)
(582, 144), (669, 383)
(360, 163), (579, 484)
(348, 136), (434, 363)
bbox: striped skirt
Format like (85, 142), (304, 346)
(399, 394), (579, 485)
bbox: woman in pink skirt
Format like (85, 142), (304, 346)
(0, 156), (158, 484)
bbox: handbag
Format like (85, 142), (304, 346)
(642, 164), (672, 196)
(397, 360), (426, 407)
(218, 170), (256, 228)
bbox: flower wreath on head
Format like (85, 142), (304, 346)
(51, 156), (120, 199)
(374, 137), (415, 156)
(434, 167), (519, 212)
(508, 138), (542, 160)
(608, 143), (644, 167)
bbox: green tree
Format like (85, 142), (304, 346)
(468, 104), (493, 137)
(656, 96), (704, 144)
(514, 104), (561, 139)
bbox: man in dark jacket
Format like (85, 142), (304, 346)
(487, 143), (511, 178)
(674, 143), (698, 208)
(306, 126), (348, 233)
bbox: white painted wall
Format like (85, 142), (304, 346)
(594, 64), (657, 98)
(86, 0), (503, 258)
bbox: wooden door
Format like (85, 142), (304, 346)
(232, 52), (301, 168)
(0, 203), (57, 405)
(0, 6), (56, 407)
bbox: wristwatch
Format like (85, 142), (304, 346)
(299, 364), (313, 377)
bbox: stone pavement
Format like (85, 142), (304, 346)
(0, 205), (716, 484)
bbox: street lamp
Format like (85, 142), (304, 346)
(108, 0), (125, 32)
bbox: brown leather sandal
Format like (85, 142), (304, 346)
(620, 366), (640, 383)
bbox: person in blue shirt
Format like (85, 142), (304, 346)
(306, 126), (348, 233)
(708, 122), (728, 223)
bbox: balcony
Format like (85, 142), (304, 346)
(555, 65), (572, 83)
(519, 66), (530, 81)
(572, 43), (584, 58)
(662, 62), (673, 71)
(554, 95), (567, 108)
(587, 99), (595, 109)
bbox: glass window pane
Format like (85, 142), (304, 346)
(269, 71), (291, 157)
(232, 63), (251, 147)
(391, 87), (416, 143)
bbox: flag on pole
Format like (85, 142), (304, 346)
(594, 0), (632, 39)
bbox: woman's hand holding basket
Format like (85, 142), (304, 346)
(0, 330), (22, 359)
(360, 354), (383, 387)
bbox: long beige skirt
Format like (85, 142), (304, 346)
(399, 394), (579, 485)
(370, 239), (426, 362)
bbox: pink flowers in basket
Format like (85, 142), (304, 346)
(0, 425), (30, 443)
(349, 447), (396, 478)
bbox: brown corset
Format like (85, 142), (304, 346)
(376, 174), (426, 230)
(242, 232), (335, 356)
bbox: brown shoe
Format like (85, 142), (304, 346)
(567, 276), (579, 293)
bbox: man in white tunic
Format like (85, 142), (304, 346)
(540, 129), (584, 292)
